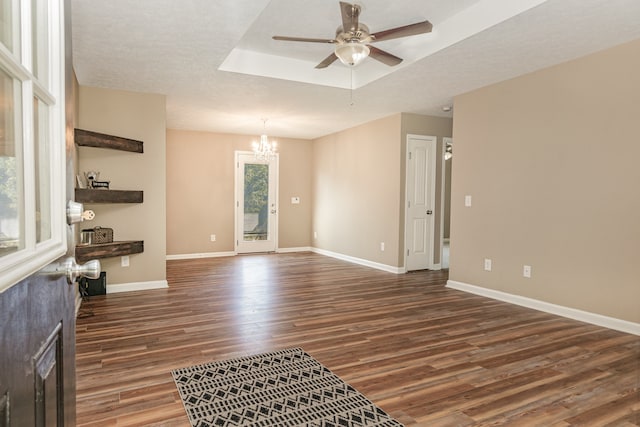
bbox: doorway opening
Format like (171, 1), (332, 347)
(441, 137), (452, 269)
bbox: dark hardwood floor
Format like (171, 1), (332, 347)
(75, 252), (639, 426)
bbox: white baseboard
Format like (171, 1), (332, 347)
(167, 248), (314, 260)
(446, 280), (640, 336)
(431, 263), (442, 271)
(166, 251), (236, 260)
(311, 247), (404, 274)
(107, 280), (168, 294)
(276, 247), (312, 253)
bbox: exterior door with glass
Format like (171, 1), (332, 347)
(235, 152), (278, 253)
(0, 0), (90, 424)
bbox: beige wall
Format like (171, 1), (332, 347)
(400, 113), (453, 264)
(166, 129), (312, 255)
(312, 114), (403, 267)
(78, 86), (166, 285)
(450, 39), (640, 323)
(312, 113), (452, 269)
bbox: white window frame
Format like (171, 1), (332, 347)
(0, 0), (67, 291)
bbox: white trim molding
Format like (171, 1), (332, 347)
(167, 248), (314, 261)
(312, 247), (405, 274)
(166, 251), (236, 261)
(107, 280), (169, 294)
(446, 280), (640, 336)
(276, 247), (313, 253)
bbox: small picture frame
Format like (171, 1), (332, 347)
(76, 175), (85, 189)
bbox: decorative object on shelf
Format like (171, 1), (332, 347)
(79, 229), (93, 246)
(80, 226), (114, 245)
(445, 140), (453, 160)
(84, 170), (110, 189)
(252, 119), (277, 161)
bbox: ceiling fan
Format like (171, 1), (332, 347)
(272, 1), (432, 69)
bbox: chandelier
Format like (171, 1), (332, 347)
(252, 119), (277, 161)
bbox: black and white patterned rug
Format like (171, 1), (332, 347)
(171, 347), (403, 426)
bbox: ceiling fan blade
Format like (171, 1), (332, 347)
(371, 20), (433, 42)
(339, 1), (360, 33)
(315, 52), (339, 69)
(273, 36), (336, 44)
(367, 45), (402, 66)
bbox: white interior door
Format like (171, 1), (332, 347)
(405, 135), (436, 271)
(235, 151), (278, 253)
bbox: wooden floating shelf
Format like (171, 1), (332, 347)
(75, 128), (144, 153)
(75, 241), (144, 263)
(75, 188), (143, 204)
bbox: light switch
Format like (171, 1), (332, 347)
(291, 196), (300, 204)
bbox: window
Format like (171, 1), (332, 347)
(0, 0), (66, 291)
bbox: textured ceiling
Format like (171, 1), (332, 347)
(71, 0), (640, 140)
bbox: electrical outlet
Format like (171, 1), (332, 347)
(121, 256), (129, 267)
(210, 234), (216, 242)
(484, 258), (492, 271)
(313, 231), (317, 239)
(465, 195), (472, 207)
(523, 265), (532, 278)
(380, 242), (385, 251)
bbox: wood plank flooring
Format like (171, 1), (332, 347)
(75, 252), (640, 426)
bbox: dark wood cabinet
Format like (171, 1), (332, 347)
(75, 129), (145, 260)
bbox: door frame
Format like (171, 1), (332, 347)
(441, 137), (452, 269)
(404, 134), (437, 271)
(234, 151), (279, 253)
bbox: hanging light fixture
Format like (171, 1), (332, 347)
(335, 42), (370, 67)
(252, 119), (277, 161)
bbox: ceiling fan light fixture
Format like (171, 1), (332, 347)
(335, 43), (370, 67)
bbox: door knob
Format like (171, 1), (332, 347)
(426, 210), (433, 215)
(40, 257), (101, 285)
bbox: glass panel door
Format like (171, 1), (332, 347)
(235, 152), (278, 253)
(0, 67), (24, 256)
(243, 163), (269, 241)
(0, 0), (67, 291)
